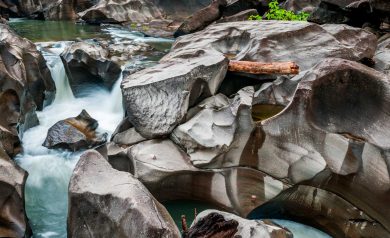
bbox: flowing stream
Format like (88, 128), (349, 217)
(10, 20), (330, 238)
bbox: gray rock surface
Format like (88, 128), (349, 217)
(167, 21), (377, 71)
(190, 210), (293, 238)
(43, 110), (107, 151)
(171, 87), (254, 168)
(121, 49), (229, 138)
(68, 150), (180, 238)
(0, 144), (31, 237)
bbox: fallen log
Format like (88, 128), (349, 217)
(228, 60), (300, 75)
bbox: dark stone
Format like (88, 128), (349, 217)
(43, 110), (107, 151)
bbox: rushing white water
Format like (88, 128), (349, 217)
(15, 43), (124, 238)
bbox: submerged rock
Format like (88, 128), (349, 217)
(43, 110), (107, 151)
(187, 210), (293, 238)
(121, 49), (229, 138)
(68, 150), (180, 238)
(0, 23), (55, 149)
(0, 144), (31, 237)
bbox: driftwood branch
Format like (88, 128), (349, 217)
(228, 60), (300, 75)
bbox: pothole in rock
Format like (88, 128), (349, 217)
(252, 104), (286, 122)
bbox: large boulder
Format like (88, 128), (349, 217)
(186, 210), (293, 238)
(79, 0), (163, 24)
(121, 49), (229, 138)
(68, 150), (180, 238)
(0, 0), (20, 18)
(0, 144), (31, 237)
(61, 40), (151, 95)
(0, 23), (55, 153)
(249, 58), (390, 236)
(167, 21), (377, 71)
(43, 110), (107, 151)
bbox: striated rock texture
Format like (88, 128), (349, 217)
(68, 150), (180, 238)
(79, 0), (163, 24)
(168, 21), (377, 71)
(187, 210), (293, 238)
(0, 23), (55, 156)
(121, 49), (229, 138)
(171, 87), (254, 168)
(18, 0), (97, 20)
(0, 143), (31, 237)
(174, 0), (228, 37)
(43, 110), (107, 151)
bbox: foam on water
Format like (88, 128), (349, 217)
(15, 43), (124, 238)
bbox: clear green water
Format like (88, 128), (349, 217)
(8, 18), (108, 42)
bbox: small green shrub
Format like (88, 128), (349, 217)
(249, 0), (310, 21)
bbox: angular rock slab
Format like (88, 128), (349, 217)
(122, 49), (229, 138)
(171, 87), (254, 168)
(166, 21), (377, 71)
(68, 150), (180, 238)
(43, 110), (107, 151)
(254, 58), (390, 232)
(189, 210), (293, 238)
(109, 139), (289, 217)
(249, 185), (390, 238)
(0, 144), (31, 237)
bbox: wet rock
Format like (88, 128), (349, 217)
(0, 23), (55, 135)
(171, 87), (254, 168)
(0, 143), (31, 237)
(168, 21), (377, 71)
(43, 110), (107, 151)
(249, 185), (389, 238)
(0, 0), (20, 18)
(174, 0), (227, 37)
(79, 0), (163, 24)
(374, 37), (390, 76)
(121, 49), (229, 138)
(68, 149), (180, 238)
(188, 210), (293, 238)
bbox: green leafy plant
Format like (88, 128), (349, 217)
(249, 0), (310, 21)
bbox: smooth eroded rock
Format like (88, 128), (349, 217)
(68, 150), (180, 238)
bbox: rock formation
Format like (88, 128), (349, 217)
(187, 210), (293, 238)
(121, 49), (229, 138)
(68, 150), (180, 238)
(375, 37), (390, 76)
(0, 143), (31, 237)
(43, 110), (107, 151)
(0, 23), (55, 156)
